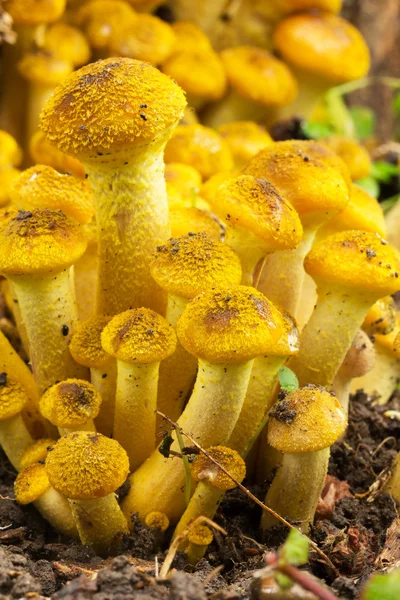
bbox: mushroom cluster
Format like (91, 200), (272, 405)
(0, 0), (399, 572)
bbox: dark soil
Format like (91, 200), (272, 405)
(0, 390), (399, 599)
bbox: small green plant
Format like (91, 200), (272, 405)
(361, 569), (400, 600)
(278, 366), (299, 393)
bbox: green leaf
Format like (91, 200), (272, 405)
(278, 367), (299, 393)
(279, 529), (309, 566)
(301, 120), (333, 140)
(371, 161), (400, 183)
(349, 106), (376, 140)
(381, 194), (400, 215)
(362, 570), (400, 600)
(355, 177), (380, 198)
(324, 91), (355, 137)
(393, 92), (400, 116)
(275, 573), (293, 590)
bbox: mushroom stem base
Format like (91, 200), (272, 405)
(0, 414), (33, 471)
(91, 364), (117, 437)
(35, 487), (78, 538)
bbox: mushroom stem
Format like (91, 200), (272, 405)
(86, 146), (170, 316)
(0, 414), (33, 471)
(27, 84), (55, 145)
(261, 449), (330, 533)
(351, 343), (399, 405)
(11, 269), (88, 392)
(35, 487), (79, 538)
(74, 242), (98, 321)
(69, 494), (129, 555)
(225, 225), (266, 286)
(58, 421), (96, 436)
(90, 364), (117, 437)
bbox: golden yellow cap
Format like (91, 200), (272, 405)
(170, 206), (221, 240)
(190, 446), (246, 490)
(6, 0), (66, 25)
(268, 384), (346, 453)
(165, 163), (202, 198)
(200, 172), (234, 205)
(29, 131), (85, 179)
(40, 58), (187, 160)
(213, 175), (303, 251)
(101, 308), (177, 364)
(0, 209), (87, 276)
(15, 463), (50, 504)
(18, 52), (73, 86)
(45, 432), (129, 499)
(220, 46), (297, 107)
(305, 231), (400, 295)
(20, 438), (55, 470)
(69, 316), (113, 369)
(11, 165), (94, 224)
(363, 296), (396, 336)
(0, 130), (23, 168)
(321, 136), (371, 181)
(177, 286), (287, 364)
(144, 511), (169, 531)
(74, 0), (137, 51)
(170, 22), (212, 54)
(40, 379), (102, 428)
(150, 233), (242, 299)
(273, 13), (370, 82)
(43, 24), (91, 68)
(217, 121), (273, 169)
(164, 125), (234, 180)
(0, 372), (27, 420)
(373, 318), (400, 353)
(0, 169), (20, 208)
(187, 523), (213, 547)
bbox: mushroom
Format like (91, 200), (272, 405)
(40, 379), (103, 435)
(362, 296), (396, 337)
(41, 23), (91, 68)
(29, 131), (85, 179)
(169, 206), (222, 240)
(0, 209), (89, 392)
(40, 57), (187, 316)
(45, 432), (129, 555)
(321, 136), (371, 182)
(101, 308), (177, 470)
(261, 384), (346, 532)
(170, 21), (213, 54)
(217, 121), (273, 170)
(150, 233), (242, 421)
(122, 286), (287, 524)
(186, 523), (214, 566)
(19, 438), (55, 470)
(69, 316), (116, 437)
(144, 511), (169, 532)
(0, 169), (21, 208)
(14, 462), (78, 538)
(0, 130), (23, 169)
(165, 162), (202, 201)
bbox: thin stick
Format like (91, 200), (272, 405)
(156, 411), (339, 576)
(174, 426), (192, 507)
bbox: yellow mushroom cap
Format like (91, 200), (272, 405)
(213, 175), (303, 251)
(29, 131), (85, 179)
(164, 125), (234, 181)
(321, 136), (371, 181)
(187, 523), (213, 547)
(170, 207), (221, 240)
(40, 58), (187, 161)
(0, 209), (87, 276)
(339, 330), (375, 380)
(268, 384), (346, 453)
(69, 316), (113, 369)
(165, 163), (202, 198)
(20, 438), (55, 470)
(220, 46), (298, 107)
(0, 169), (20, 208)
(101, 308), (177, 364)
(243, 140), (350, 220)
(217, 121), (273, 169)
(110, 14), (176, 66)
(150, 233), (242, 299)
(74, 0), (137, 51)
(363, 296), (396, 336)
(0, 130), (23, 168)
(162, 49), (227, 102)
(278, 0), (342, 12)
(14, 463), (50, 505)
(43, 24), (91, 68)
(273, 13), (370, 83)
(305, 231), (400, 295)
(6, 0), (66, 25)
(11, 165), (94, 225)
(45, 432), (129, 499)
(171, 22), (212, 54)
(144, 511), (169, 531)
(176, 286), (286, 364)
(190, 446), (246, 490)
(0, 373), (27, 420)
(18, 52), (73, 87)
(373, 318), (400, 353)
(201, 172), (234, 205)
(40, 379), (102, 428)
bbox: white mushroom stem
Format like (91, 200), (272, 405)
(90, 363), (117, 437)
(35, 487), (79, 538)
(0, 414), (33, 471)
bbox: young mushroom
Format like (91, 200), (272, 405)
(0, 373), (34, 470)
(362, 296), (396, 338)
(45, 432), (129, 555)
(217, 121), (273, 170)
(261, 384), (346, 532)
(40, 57), (187, 316)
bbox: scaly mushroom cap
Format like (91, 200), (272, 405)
(170, 207), (221, 240)
(40, 379), (102, 428)
(217, 121), (273, 168)
(18, 52), (73, 86)
(11, 165), (94, 224)
(69, 316), (113, 369)
(73, 0), (137, 51)
(150, 233), (242, 299)
(268, 384), (346, 453)
(0, 130), (23, 168)
(101, 308), (177, 364)
(20, 439), (55, 470)
(145, 511), (169, 531)
(14, 463), (50, 504)
(164, 125), (234, 180)
(165, 163), (202, 199)
(162, 49), (227, 101)
(321, 136), (371, 181)
(220, 46), (298, 107)
(177, 286), (287, 364)
(0, 209), (87, 276)
(0, 169), (21, 207)
(45, 432), (129, 499)
(6, 0), (66, 24)
(43, 24), (91, 68)
(305, 231), (400, 295)
(40, 58), (187, 160)
(171, 22), (212, 54)
(273, 13), (370, 82)
(190, 446), (246, 490)
(339, 330), (375, 379)
(187, 523), (213, 546)
(213, 175), (303, 251)
(29, 131), (85, 179)
(0, 373), (27, 421)
(363, 296), (396, 336)
(242, 141), (350, 219)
